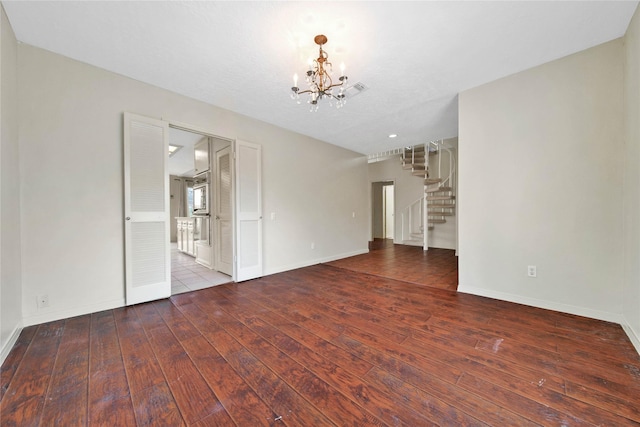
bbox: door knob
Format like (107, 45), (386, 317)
(125, 217), (131, 221)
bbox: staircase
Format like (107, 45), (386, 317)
(400, 141), (456, 249)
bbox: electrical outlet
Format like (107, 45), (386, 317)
(352, 212), (356, 218)
(527, 266), (537, 278)
(37, 294), (50, 309)
(311, 242), (315, 250)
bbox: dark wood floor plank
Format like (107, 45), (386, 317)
(403, 331), (568, 395)
(0, 325), (37, 401)
(333, 333), (538, 426)
(40, 315), (91, 426)
(0, 321), (65, 426)
(457, 372), (601, 426)
(227, 322), (390, 427)
(565, 379), (640, 423)
(113, 307), (166, 394)
(88, 310), (133, 424)
(235, 283), (344, 342)
(205, 293), (400, 426)
(326, 245), (458, 290)
(135, 304), (224, 425)
(152, 298), (202, 342)
(363, 366), (490, 427)
(213, 285), (375, 377)
(131, 381), (185, 427)
(181, 299), (335, 426)
(343, 325), (463, 385)
(182, 335), (269, 426)
(2, 245), (639, 426)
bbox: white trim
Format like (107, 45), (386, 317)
(621, 318), (640, 356)
(0, 324), (23, 366)
(263, 249), (369, 277)
(167, 120), (232, 142)
(457, 285), (625, 324)
(21, 298), (125, 327)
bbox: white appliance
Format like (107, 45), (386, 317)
(193, 183), (209, 215)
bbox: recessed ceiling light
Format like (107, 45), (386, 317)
(388, 134), (397, 138)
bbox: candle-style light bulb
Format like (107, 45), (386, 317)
(293, 73), (298, 87)
(340, 62), (345, 76)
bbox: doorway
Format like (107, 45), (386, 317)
(168, 127), (232, 295)
(124, 113), (263, 305)
(372, 181), (395, 243)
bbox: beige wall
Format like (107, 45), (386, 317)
(0, 4), (22, 361)
(459, 39), (625, 322)
(623, 6), (640, 351)
(18, 44), (369, 326)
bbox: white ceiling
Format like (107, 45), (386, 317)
(3, 1), (638, 155)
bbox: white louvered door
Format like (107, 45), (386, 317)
(124, 112), (171, 305)
(215, 146), (233, 275)
(235, 140), (263, 282)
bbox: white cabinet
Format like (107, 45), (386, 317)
(176, 217), (196, 257)
(194, 138), (210, 176)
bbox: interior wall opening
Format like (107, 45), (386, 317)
(168, 126), (233, 295)
(371, 181), (395, 245)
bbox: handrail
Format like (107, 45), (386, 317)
(400, 196), (425, 242)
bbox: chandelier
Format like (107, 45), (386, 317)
(290, 34), (349, 111)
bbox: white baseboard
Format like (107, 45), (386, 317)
(1, 323), (23, 366)
(458, 285), (624, 324)
(22, 298), (125, 327)
(263, 248), (369, 277)
(621, 318), (640, 356)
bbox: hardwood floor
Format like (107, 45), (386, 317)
(2, 245), (639, 426)
(328, 240), (458, 291)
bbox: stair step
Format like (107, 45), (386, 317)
(403, 149), (425, 155)
(426, 195), (456, 201)
(429, 219), (447, 224)
(402, 162), (426, 169)
(424, 178), (442, 185)
(425, 186), (453, 193)
(403, 157), (425, 163)
(412, 171), (429, 177)
(428, 211), (455, 216)
(429, 204), (455, 209)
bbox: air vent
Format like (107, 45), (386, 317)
(344, 82), (368, 98)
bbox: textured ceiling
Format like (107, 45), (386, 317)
(3, 1), (638, 155)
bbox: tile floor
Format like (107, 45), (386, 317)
(171, 243), (232, 295)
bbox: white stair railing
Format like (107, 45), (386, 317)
(401, 196), (424, 242)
